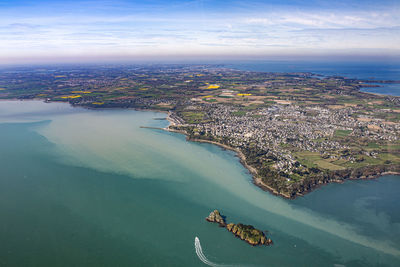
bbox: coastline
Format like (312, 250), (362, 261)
(184, 138), (291, 198)
(360, 90), (399, 97)
(2, 98), (399, 200)
(164, 113), (293, 198)
(164, 113), (400, 200)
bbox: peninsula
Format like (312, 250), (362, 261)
(1, 64), (399, 198)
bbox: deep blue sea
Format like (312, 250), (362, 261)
(225, 60), (400, 96)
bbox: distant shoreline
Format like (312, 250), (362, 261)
(360, 89), (400, 97)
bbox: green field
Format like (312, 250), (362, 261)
(295, 151), (345, 170)
(181, 111), (205, 124)
(334, 129), (352, 137)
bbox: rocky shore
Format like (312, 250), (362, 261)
(206, 210), (273, 246)
(226, 223), (273, 246)
(167, 119), (399, 199)
(205, 209), (226, 227)
(175, 128), (400, 199)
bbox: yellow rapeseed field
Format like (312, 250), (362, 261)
(61, 95), (82, 99)
(71, 91), (91, 94)
(237, 93), (252, 96)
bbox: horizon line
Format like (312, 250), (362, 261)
(1, 53), (400, 66)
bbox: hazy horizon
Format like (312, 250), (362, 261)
(0, 0), (399, 64)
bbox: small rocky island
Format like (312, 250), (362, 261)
(205, 209), (227, 227)
(206, 210), (273, 246)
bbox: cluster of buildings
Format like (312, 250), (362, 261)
(173, 101), (399, 176)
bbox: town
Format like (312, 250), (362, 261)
(1, 64), (399, 198)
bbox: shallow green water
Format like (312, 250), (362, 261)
(0, 101), (399, 266)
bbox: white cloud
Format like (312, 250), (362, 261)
(0, 6), (399, 62)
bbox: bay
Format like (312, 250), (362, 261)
(0, 100), (399, 266)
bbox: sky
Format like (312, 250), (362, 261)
(0, 0), (399, 64)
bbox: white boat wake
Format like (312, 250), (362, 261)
(195, 237), (242, 267)
(195, 237), (225, 267)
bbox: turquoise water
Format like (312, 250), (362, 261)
(0, 100), (399, 266)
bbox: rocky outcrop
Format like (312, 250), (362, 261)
(205, 210), (226, 227)
(259, 163), (400, 199)
(226, 223), (273, 246)
(206, 210), (272, 246)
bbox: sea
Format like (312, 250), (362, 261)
(226, 60), (400, 96)
(0, 60), (399, 266)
